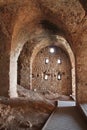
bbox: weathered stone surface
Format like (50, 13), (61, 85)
(0, 101), (52, 130)
(0, 0), (87, 130)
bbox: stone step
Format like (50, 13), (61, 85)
(57, 100), (76, 107)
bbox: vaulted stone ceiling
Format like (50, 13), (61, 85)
(0, 0), (86, 49)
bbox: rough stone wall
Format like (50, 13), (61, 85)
(0, 29), (10, 96)
(76, 21), (87, 103)
(32, 46), (72, 95)
(17, 42), (32, 89)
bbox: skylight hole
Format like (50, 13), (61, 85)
(49, 47), (55, 53)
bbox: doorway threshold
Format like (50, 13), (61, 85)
(57, 100), (76, 107)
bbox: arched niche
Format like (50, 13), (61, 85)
(9, 32), (76, 100)
(30, 35), (76, 100)
(32, 46), (72, 96)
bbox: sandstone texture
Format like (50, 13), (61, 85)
(0, 1), (87, 129)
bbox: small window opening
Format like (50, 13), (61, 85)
(44, 74), (48, 80)
(57, 59), (61, 64)
(57, 73), (61, 80)
(49, 47), (55, 53)
(45, 58), (49, 64)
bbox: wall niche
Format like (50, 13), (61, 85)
(17, 42), (72, 96)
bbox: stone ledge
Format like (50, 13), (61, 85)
(79, 104), (87, 119)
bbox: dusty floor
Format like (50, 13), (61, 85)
(42, 107), (87, 130)
(0, 85), (72, 130)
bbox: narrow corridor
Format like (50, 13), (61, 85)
(42, 102), (87, 130)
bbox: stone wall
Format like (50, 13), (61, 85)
(32, 46), (72, 95)
(0, 29), (10, 96)
(76, 30), (87, 103)
(17, 42), (32, 89)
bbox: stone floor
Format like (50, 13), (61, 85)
(42, 102), (87, 130)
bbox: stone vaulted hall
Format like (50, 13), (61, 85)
(0, 0), (87, 130)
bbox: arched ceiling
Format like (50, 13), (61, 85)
(0, 0), (86, 54)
